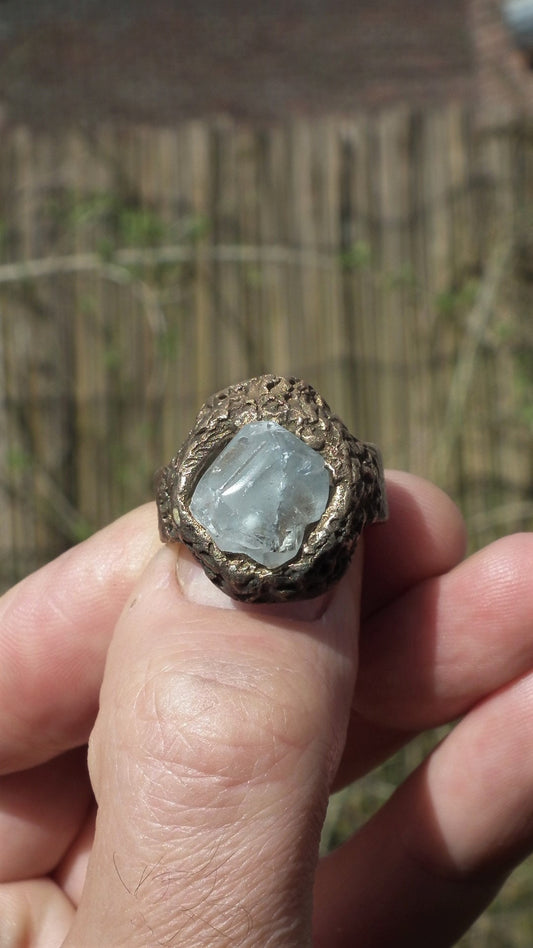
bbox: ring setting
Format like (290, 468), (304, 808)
(156, 375), (387, 603)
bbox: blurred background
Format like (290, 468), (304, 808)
(1, 1), (532, 942)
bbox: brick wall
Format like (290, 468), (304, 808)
(0, 1), (530, 126)
(0, 0), (475, 126)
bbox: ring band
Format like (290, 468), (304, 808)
(156, 375), (387, 603)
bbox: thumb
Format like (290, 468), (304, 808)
(65, 543), (361, 948)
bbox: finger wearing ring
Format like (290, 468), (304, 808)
(156, 375), (387, 603)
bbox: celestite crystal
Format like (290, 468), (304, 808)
(190, 420), (330, 568)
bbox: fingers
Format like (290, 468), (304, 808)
(335, 532), (533, 785)
(0, 475), (464, 777)
(65, 546), (360, 947)
(357, 533), (533, 731)
(54, 804), (96, 907)
(0, 748), (90, 883)
(362, 471), (467, 617)
(0, 879), (74, 947)
(314, 668), (533, 947)
(0, 503), (160, 773)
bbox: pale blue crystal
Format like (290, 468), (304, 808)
(190, 420), (330, 568)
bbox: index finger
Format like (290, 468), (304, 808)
(0, 504), (160, 774)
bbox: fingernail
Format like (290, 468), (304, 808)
(175, 545), (348, 621)
(176, 547), (238, 610)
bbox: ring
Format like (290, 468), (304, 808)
(156, 375), (388, 603)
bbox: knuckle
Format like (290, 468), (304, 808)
(113, 656), (327, 800)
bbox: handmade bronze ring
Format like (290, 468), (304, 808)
(156, 375), (388, 603)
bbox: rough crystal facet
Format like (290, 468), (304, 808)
(190, 420), (330, 568)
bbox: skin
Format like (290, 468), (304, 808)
(0, 471), (533, 946)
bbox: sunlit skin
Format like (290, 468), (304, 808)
(1, 472), (533, 946)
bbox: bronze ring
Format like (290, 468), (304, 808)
(156, 375), (388, 603)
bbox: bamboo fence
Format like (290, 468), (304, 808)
(0, 105), (532, 588)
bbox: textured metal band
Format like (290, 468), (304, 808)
(156, 375), (388, 603)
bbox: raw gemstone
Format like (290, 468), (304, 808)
(190, 420), (330, 568)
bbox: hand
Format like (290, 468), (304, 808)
(1, 473), (532, 947)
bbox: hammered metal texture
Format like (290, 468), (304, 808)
(156, 375), (387, 602)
